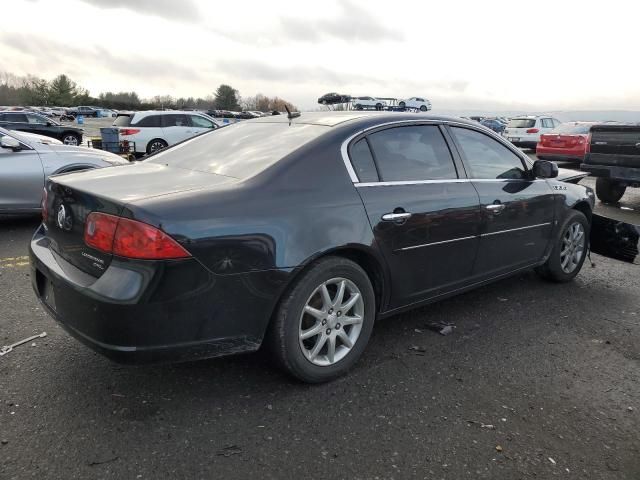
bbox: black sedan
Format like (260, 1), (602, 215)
(29, 112), (595, 383)
(0, 111), (83, 145)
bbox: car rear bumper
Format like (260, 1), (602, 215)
(29, 224), (288, 364)
(536, 151), (584, 163)
(580, 164), (640, 184)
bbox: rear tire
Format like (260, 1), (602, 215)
(420, 105), (427, 111)
(399, 101), (406, 108)
(146, 138), (168, 154)
(595, 177), (626, 203)
(536, 210), (589, 282)
(355, 104), (363, 110)
(268, 257), (375, 383)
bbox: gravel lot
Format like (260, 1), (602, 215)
(1, 159), (639, 478)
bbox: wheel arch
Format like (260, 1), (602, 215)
(146, 137), (168, 154)
(572, 200), (593, 224)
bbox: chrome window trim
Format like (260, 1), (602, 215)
(340, 119), (530, 184)
(355, 178), (546, 187)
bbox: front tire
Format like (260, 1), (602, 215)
(595, 177), (626, 203)
(268, 257), (375, 383)
(419, 105), (427, 111)
(399, 101), (406, 108)
(536, 210), (589, 282)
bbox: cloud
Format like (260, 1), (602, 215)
(280, 0), (404, 43)
(77, 0), (201, 22)
(0, 32), (206, 88)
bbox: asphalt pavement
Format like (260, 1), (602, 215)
(1, 192), (639, 479)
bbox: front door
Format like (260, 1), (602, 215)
(350, 124), (482, 309)
(448, 126), (555, 278)
(0, 139), (44, 211)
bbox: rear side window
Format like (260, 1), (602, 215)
(367, 125), (457, 181)
(451, 127), (526, 180)
(162, 114), (191, 127)
(507, 118), (536, 128)
(541, 118), (554, 128)
(113, 115), (132, 127)
(7, 113), (27, 123)
(349, 139), (378, 182)
(135, 115), (161, 127)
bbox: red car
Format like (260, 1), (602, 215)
(536, 122), (596, 163)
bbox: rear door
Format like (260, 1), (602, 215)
(449, 126), (555, 278)
(3, 113), (32, 135)
(161, 114), (194, 145)
(351, 124), (481, 309)
(0, 137), (44, 211)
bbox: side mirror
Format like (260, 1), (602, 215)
(532, 159), (558, 179)
(1, 136), (22, 151)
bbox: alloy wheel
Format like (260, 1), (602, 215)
(560, 222), (585, 273)
(63, 135), (78, 146)
(298, 277), (364, 366)
(150, 141), (166, 153)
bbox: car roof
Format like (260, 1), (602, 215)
(250, 111), (479, 128)
(133, 110), (208, 117)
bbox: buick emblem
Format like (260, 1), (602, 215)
(56, 204), (73, 231)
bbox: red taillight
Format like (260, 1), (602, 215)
(119, 129), (140, 136)
(41, 188), (48, 222)
(84, 212), (190, 260)
(526, 128), (539, 134)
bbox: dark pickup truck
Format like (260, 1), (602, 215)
(581, 124), (640, 202)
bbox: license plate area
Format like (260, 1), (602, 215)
(36, 270), (56, 312)
(509, 137), (520, 142)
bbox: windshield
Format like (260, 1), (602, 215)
(552, 123), (594, 134)
(147, 122), (329, 179)
(507, 118), (536, 128)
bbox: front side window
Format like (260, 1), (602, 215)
(190, 115), (215, 128)
(367, 125), (457, 181)
(349, 138), (378, 182)
(27, 114), (47, 125)
(451, 127), (526, 180)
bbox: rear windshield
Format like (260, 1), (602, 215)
(113, 115), (132, 127)
(146, 122), (328, 178)
(552, 123), (593, 134)
(507, 118), (536, 128)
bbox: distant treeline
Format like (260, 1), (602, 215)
(0, 72), (297, 112)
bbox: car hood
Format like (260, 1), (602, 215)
(10, 130), (63, 145)
(557, 167), (589, 183)
(39, 143), (129, 165)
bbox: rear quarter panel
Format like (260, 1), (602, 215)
(125, 130), (378, 276)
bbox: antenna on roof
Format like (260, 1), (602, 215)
(284, 105), (301, 120)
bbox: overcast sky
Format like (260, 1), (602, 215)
(2, 0), (639, 111)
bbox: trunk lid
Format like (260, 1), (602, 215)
(43, 163), (236, 277)
(540, 134), (585, 149)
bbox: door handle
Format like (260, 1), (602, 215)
(382, 212), (412, 222)
(485, 204), (505, 214)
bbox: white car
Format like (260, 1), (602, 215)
(113, 110), (222, 155)
(398, 97), (432, 111)
(0, 127), (127, 214)
(503, 116), (562, 149)
(351, 97), (387, 110)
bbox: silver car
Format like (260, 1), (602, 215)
(0, 127), (129, 214)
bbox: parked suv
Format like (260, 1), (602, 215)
(503, 116), (561, 149)
(398, 97), (432, 111)
(351, 97), (386, 110)
(0, 111), (83, 145)
(113, 111), (221, 155)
